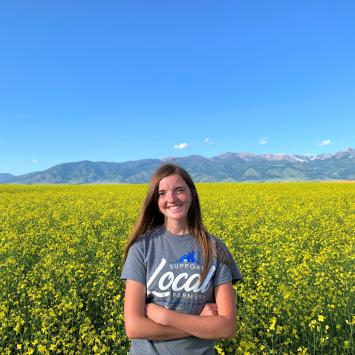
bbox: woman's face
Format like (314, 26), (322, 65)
(157, 174), (192, 225)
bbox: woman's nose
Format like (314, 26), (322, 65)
(166, 191), (177, 202)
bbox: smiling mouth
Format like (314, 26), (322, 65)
(168, 205), (182, 210)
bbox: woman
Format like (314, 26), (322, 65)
(120, 163), (242, 354)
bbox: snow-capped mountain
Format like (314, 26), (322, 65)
(1, 148), (354, 184)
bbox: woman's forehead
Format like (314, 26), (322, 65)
(158, 174), (187, 188)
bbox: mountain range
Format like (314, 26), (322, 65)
(1, 148), (354, 184)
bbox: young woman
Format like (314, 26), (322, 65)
(120, 163), (243, 354)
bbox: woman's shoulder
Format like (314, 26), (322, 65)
(127, 226), (164, 255)
(207, 232), (228, 249)
(135, 225), (164, 243)
(206, 232), (233, 262)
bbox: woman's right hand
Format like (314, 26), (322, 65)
(200, 303), (218, 316)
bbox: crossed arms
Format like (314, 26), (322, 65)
(123, 280), (236, 340)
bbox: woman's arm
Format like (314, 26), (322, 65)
(123, 280), (191, 340)
(146, 282), (236, 340)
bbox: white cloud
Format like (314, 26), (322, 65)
(204, 137), (213, 145)
(32, 159), (38, 163)
(174, 142), (188, 149)
(319, 139), (331, 146)
(258, 137), (268, 145)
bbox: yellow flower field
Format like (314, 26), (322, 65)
(0, 183), (353, 354)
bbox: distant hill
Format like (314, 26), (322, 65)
(0, 173), (16, 183)
(1, 148), (354, 184)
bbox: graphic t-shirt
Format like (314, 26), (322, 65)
(120, 225), (243, 355)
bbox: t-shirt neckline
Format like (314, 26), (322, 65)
(161, 225), (194, 240)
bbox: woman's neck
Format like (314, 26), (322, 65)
(164, 220), (190, 235)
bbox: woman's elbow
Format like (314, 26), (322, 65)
(224, 326), (236, 339)
(125, 323), (135, 339)
(125, 320), (142, 339)
(221, 320), (236, 339)
(205, 319), (236, 340)
(204, 326), (235, 340)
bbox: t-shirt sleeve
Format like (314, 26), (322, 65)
(213, 238), (243, 287)
(120, 239), (146, 286)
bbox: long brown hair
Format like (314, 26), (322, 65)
(123, 163), (215, 282)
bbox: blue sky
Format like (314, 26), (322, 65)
(0, 0), (354, 175)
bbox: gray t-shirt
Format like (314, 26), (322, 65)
(120, 225), (243, 355)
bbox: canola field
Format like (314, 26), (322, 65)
(0, 183), (353, 355)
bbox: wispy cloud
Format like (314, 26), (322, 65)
(32, 158), (38, 163)
(319, 139), (331, 146)
(204, 137), (213, 145)
(174, 142), (188, 149)
(258, 137), (269, 145)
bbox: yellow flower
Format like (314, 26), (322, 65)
(269, 317), (277, 331)
(1, 182), (353, 353)
(318, 315), (325, 322)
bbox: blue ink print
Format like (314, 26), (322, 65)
(178, 251), (197, 263)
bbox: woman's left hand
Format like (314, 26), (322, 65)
(145, 303), (169, 325)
